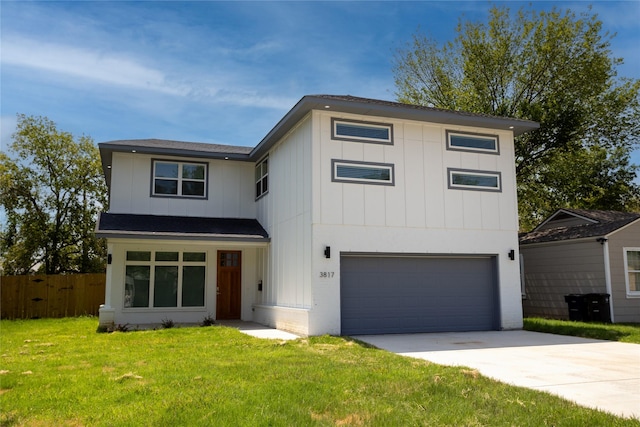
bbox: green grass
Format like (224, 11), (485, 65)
(1, 318), (637, 426)
(524, 317), (640, 344)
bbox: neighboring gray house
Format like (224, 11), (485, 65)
(519, 208), (640, 323)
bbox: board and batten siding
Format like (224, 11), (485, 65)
(255, 115), (313, 314)
(108, 152), (256, 218)
(521, 240), (606, 319)
(308, 110), (523, 334)
(313, 111), (517, 231)
(608, 220), (640, 323)
(103, 239), (261, 326)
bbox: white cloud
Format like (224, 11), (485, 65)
(2, 36), (190, 96)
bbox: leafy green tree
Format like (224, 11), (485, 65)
(518, 146), (640, 230)
(393, 5), (640, 229)
(0, 115), (108, 274)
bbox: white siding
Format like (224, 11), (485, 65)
(308, 110), (522, 335)
(256, 116), (313, 312)
(101, 239), (261, 326)
(312, 112), (518, 231)
(108, 152), (255, 218)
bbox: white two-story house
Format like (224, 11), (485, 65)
(96, 95), (539, 335)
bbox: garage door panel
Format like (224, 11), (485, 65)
(340, 255), (498, 335)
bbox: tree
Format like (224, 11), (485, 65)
(393, 5), (640, 229)
(0, 115), (108, 274)
(518, 145), (640, 230)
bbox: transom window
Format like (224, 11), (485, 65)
(624, 248), (640, 297)
(448, 168), (502, 192)
(332, 159), (394, 186)
(152, 160), (207, 198)
(447, 130), (499, 154)
(124, 250), (206, 308)
(332, 118), (393, 144)
(255, 156), (268, 199)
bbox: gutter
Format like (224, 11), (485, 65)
(600, 238), (615, 323)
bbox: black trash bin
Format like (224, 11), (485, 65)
(564, 294), (588, 321)
(585, 293), (611, 323)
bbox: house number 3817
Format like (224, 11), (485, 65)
(319, 272), (335, 278)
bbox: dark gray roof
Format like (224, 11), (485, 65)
(96, 213), (269, 242)
(99, 94), (540, 184)
(520, 209), (640, 245)
(99, 139), (252, 185)
(101, 139), (252, 156)
(250, 94), (539, 159)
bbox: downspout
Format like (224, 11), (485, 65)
(601, 238), (615, 323)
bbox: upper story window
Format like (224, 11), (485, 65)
(448, 168), (502, 192)
(332, 118), (393, 145)
(152, 160), (207, 198)
(332, 159), (395, 186)
(255, 156), (269, 199)
(624, 248), (640, 297)
(447, 130), (499, 154)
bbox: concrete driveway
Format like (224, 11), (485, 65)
(354, 330), (640, 419)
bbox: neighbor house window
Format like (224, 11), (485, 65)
(332, 159), (394, 186)
(255, 156), (268, 199)
(152, 160), (207, 198)
(332, 118), (393, 144)
(448, 168), (502, 192)
(124, 250), (206, 308)
(624, 248), (640, 297)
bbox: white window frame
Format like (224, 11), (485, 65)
(446, 130), (500, 154)
(255, 156), (269, 200)
(623, 247), (640, 298)
(331, 118), (393, 145)
(124, 250), (207, 309)
(448, 168), (502, 192)
(151, 159), (208, 199)
(332, 159), (395, 186)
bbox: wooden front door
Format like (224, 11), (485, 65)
(216, 251), (241, 319)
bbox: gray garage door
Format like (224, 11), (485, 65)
(340, 255), (499, 335)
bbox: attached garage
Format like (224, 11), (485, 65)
(340, 254), (500, 335)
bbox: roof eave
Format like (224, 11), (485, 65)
(533, 208), (599, 232)
(96, 230), (271, 243)
(250, 95), (540, 160)
(98, 142), (252, 187)
(519, 235), (606, 247)
(604, 217), (640, 238)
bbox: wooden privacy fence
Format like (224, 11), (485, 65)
(0, 274), (106, 320)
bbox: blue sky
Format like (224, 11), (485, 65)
(1, 1), (639, 168)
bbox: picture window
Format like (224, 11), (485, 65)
(124, 250), (206, 308)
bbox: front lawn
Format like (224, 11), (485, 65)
(524, 317), (640, 344)
(1, 317), (636, 426)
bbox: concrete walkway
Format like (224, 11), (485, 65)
(217, 320), (300, 341)
(354, 330), (640, 419)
